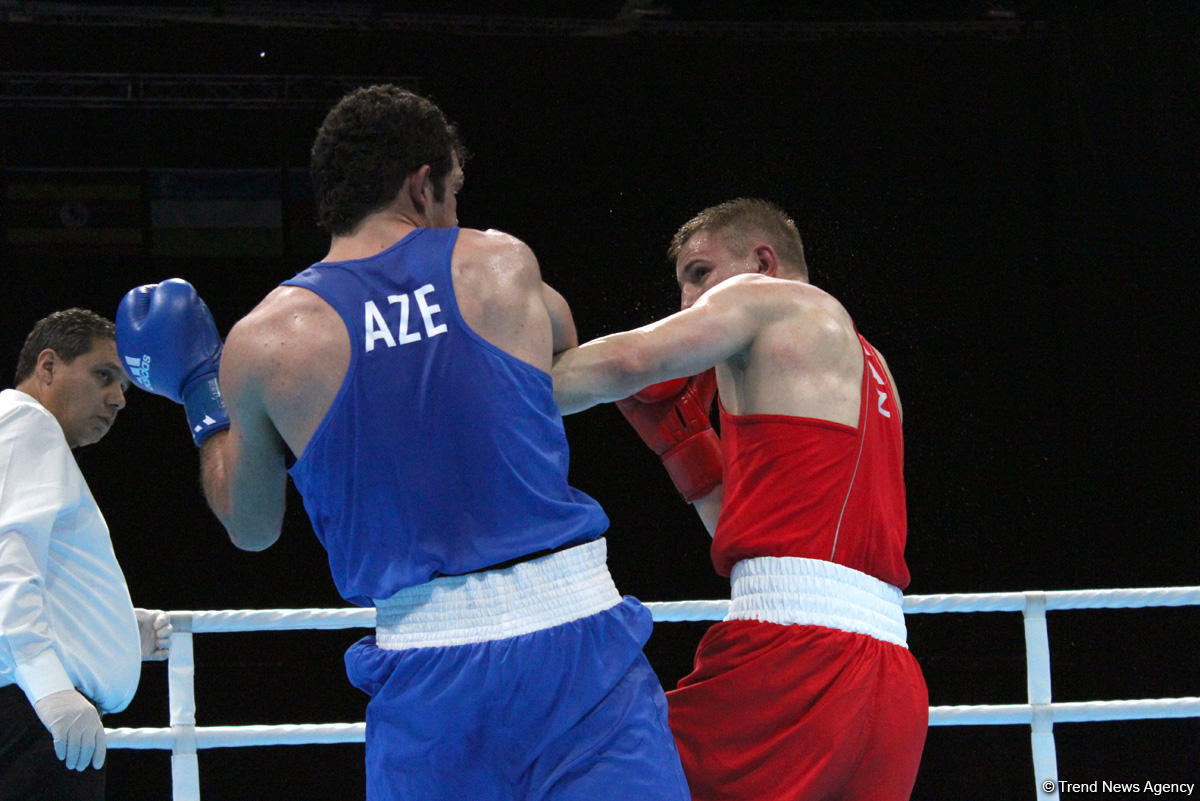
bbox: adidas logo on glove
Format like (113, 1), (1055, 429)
(124, 354), (153, 391)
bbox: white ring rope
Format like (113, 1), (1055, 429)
(902, 586), (1200, 615)
(108, 723), (366, 750)
(184, 607), (376, 632)
(169, 586), (1200, 630)
(928, 697), (1200, 726)
(105, 696), (1200, 749)
(106, 585), (1200, 801)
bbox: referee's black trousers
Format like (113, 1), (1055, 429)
(0, 684), (105, 801)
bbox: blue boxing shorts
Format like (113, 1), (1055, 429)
(344, 538), (691, 801)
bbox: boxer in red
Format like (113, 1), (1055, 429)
(553, 198), (927, 800)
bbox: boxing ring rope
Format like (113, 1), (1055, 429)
(104, 586), (1200, 801)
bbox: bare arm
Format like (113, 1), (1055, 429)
(692, 484), (723, 537)
(542, 283), (578, 357)
(200, 323), (288, 551)
(552, 274), (775, 414)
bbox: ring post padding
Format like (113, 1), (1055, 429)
(167, 613), (200, 801)
(1023, 592), (1059, 800)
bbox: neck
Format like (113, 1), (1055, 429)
(324, 209), (427, 262)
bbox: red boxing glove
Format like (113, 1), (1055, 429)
(615, 369), (722, 502)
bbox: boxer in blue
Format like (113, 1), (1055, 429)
(115, 85), (690, 800)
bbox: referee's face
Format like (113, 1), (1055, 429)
(42, 338), (128, 448)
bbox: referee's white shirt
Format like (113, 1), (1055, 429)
(0, 388), (140, 714)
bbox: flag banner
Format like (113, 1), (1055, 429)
(4, 170), (144, 255)
(150, 169), (283, 257)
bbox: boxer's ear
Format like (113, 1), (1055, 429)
(406, 164), (433, 215)
(753, 244), (779, 277)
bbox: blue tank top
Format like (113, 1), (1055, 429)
(281, 227), (608, 606)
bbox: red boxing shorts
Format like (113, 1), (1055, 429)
(668, 557), (928, 801)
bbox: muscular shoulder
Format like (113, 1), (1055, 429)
(705, 274), (857, 367)
(222, 286), (346, 396)
(703, 274), (848, 326)
(451, 227), (545, 322)
(451, 228), (555, 369)
(455, 227), (530, 255)
(453, 228), (539, 282)
(228, 286), (331, 350)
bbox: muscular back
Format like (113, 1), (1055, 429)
(223, 226), (562, 459)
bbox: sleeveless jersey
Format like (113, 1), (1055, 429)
(281, 227), (608, 606)
(711, 335), (910, 588)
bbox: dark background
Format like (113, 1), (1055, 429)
(1, 2), (1197, 798)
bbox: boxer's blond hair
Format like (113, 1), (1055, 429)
(669, 198), (808, 281)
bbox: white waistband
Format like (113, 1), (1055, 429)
(727, 557), (908, 648)
(374, 538), (620, 650)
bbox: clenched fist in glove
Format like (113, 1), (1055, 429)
(615, 369), (722, 502)
(116, 278), (229, 446)
(33, 688), (106, 771)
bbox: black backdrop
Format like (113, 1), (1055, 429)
(1, 4), (1197, 799)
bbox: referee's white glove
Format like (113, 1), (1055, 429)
(136, 607), (172, 661)
(33, 688), (106, 770)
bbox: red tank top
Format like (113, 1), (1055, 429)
(711, 335), (910, 588)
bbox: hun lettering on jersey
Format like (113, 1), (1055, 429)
(362, 283), (448, 352)
(863, 343), (891, 419)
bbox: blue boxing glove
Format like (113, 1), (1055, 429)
(116, 278), (230, 446)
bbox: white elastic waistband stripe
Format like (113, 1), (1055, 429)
(727, 556), (908, 648)
(374, 538), (620, 650)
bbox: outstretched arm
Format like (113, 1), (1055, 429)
(552, 273), (772, 414)
(551, 275), (793, 531)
